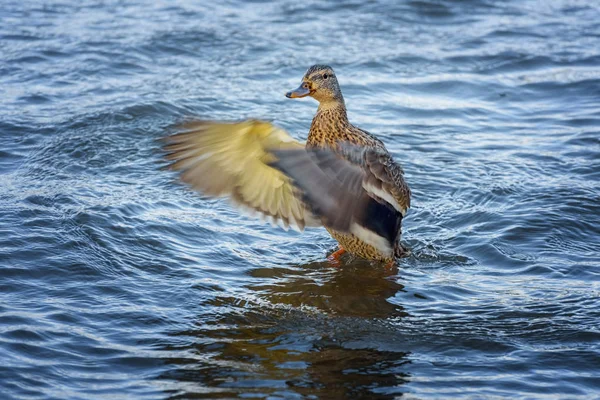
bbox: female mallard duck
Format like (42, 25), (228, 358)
(163, 64), (410, 264)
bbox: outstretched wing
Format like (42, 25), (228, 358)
(163, 120), (320, 231)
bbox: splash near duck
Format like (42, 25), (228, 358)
(163, 65), (411, 264)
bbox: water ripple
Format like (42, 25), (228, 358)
(1, 0), (600, 398)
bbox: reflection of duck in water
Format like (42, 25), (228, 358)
(162, 259), (410, 398)
(163, 65), (411, 266)
(248, 258), (407, 318)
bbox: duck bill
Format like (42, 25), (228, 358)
(285, 84), (310, 98)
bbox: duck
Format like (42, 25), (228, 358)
(163, 64), (411, 265)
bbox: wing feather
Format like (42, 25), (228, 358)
(339, 144), (411, 216)
(269, 145), (410, 255)
(163, 120), (320, 231)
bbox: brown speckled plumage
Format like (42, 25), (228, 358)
(297, 65), (411, 262)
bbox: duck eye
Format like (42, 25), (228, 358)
(302, 82), (309, 89)
(323, 74), (328, 80)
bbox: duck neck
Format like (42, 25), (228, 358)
(317, 95), (346, 112)
(308, 99), (351, 146)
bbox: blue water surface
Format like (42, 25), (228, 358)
(1, 0), (600, 398)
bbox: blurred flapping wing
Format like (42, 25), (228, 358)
(163, 120), (320, 231)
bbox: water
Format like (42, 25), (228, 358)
(1, 0), (599, 398)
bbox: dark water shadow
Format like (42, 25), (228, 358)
(159, 258), (411, 399)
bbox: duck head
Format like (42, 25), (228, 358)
(286, 64), (344, 104)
